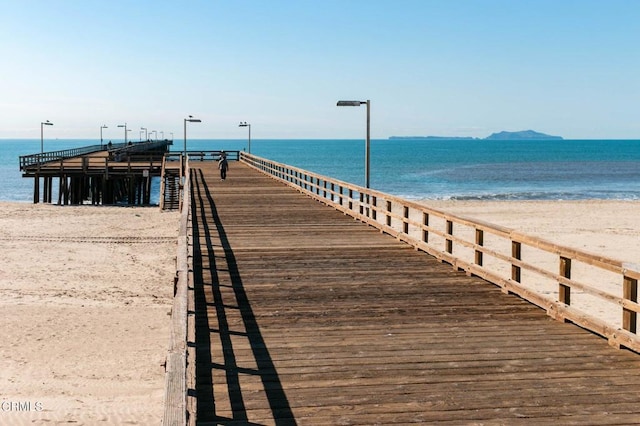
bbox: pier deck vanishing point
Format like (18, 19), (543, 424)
(186, 161), (640, 425)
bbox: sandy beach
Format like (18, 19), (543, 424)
(0, 202), (179, 425)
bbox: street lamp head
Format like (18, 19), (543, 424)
(42, 120), (53, 126)
(337, 100), (365, 107)
(239, 121), (249, 127)
(101, 124), (108, 129)
(117, 124), (125, 128)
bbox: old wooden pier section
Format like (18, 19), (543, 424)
(19, 140), (174, 205)
(160, 152), (640, 425)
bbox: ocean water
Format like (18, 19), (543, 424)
(3, 138), (640, 202)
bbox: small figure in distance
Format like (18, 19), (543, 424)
(218, 151), (229, 180)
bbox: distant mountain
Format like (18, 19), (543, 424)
(485, 130), (563, 140)
(389, 129), (563, 141)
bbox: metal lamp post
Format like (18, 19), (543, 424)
(40, 120), (53, 153)
(183, 115), (202, 155)
(337, 100), (370, 188)
(141, 127), (148, 141)
(151, 130), (157, 141)
(117, 123), (128, 144)
(100, 124), (108, 148)
(239, 121), (251, 153)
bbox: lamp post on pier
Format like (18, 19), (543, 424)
(117, 123), (128, 144)
(337, 100), (371, 188)
(160, 131), (164, 140)
(151, 130), (157, 141)
(239, 121), (251, 153)
(100, 124), (108, 148)
(141, 127), (147, 141)
(40, 120), (53, 153)
(183, 115), (201, 155)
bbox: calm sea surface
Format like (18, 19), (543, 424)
(2, 138), (640, 202)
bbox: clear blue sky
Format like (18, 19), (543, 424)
(1, 0), (639, 140)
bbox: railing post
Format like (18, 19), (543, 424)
(348, 189), (353, 211)
(623, 275), (638, 334)
(475, 229), (484, 266)
(386, 201), (392, 227)
(371, 196), (377, 220)
(422, 212), (429, 243)
(445, 220), (453, 254)
(512, 241), (522, 282)
(559, 256), (571, 306)
(403, 206), (409, 234)
(359, 193), (364, 215)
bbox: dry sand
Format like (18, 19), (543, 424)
(0, 202), (179, 425)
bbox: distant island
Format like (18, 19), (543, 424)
(389, 130), (563, 141)
(389, 136), (478, 140)
(485, 130), (563, 140)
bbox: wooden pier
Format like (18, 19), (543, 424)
(19, 140), (173, 205)
(174, 159), (640, 425)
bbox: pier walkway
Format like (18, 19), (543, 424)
(186, 161), (640, 425)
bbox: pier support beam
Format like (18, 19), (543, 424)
(33, 174), (40, 204)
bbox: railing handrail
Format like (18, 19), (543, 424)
(19, 140), (173, 170)
(19, 145), (106, 169)
(183, 150), (240, 162)
(240, 151), (640, 353)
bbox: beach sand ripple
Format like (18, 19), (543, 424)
(0, 202), (178, 425)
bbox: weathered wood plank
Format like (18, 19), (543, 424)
(189, 161), (640, 425)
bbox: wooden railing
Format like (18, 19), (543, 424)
(163, 159), (191, 426)
(184, 150), (240, 162)
(241, 152), (640, 353)
(19, 144), (109, 169)
(19, 140), (172, 170)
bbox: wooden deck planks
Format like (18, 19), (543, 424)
(189, 162), (640, 425)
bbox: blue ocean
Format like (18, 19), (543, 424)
(2, 138), (640, 202)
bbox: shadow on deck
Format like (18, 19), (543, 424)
(187, 161), (640, 425)
(191, 169), (295, 425)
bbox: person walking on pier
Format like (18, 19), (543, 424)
(218, 151), (229, 180)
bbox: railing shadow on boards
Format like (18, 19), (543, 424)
(163, 157), (192, 426)
(240, 151), (640, 353)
